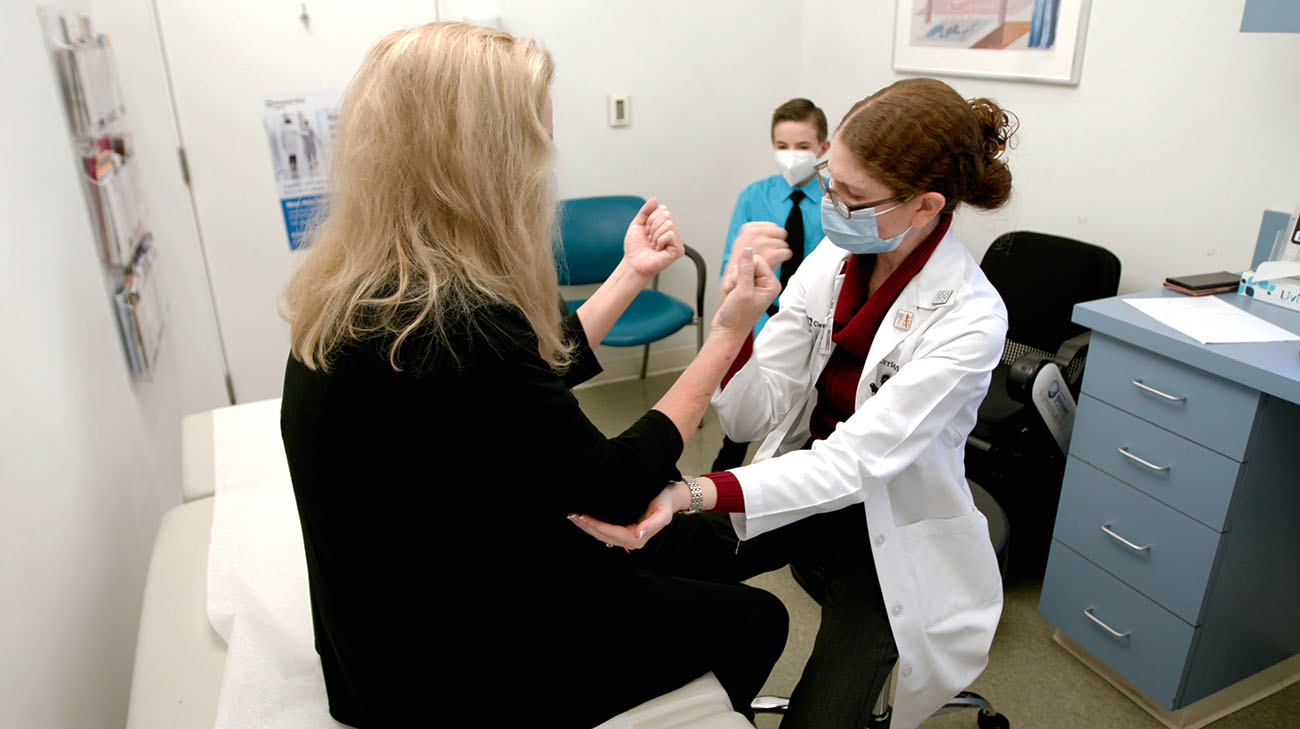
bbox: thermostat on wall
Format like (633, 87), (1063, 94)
(608, 94), (629, 127)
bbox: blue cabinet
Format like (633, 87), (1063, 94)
(1038, 291), (1300, 711)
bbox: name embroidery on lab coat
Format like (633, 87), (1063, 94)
(869, 360), (901, 394)
(868, 363), (899, 392)
(893, 308), (916, 331)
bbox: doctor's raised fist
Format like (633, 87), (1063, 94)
(722, 222), (790, 295)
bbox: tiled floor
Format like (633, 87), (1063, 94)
(574, 371), (1300, 729)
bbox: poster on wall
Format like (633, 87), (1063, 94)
(262, 91), (340, 250)
(893, 0), (1091, 85)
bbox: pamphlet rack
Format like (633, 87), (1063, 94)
(40, 8), (166, 379)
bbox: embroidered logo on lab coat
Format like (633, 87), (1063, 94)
(932, 290), (953, 306)
(893, 308), (915, 331)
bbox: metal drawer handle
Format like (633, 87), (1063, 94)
(1101, 522), (1152, 552)
(1084, 607), (1131, 639)
(1117, 447), (1170, 472)
(1131, 379), (1186, 402)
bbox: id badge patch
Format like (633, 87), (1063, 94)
(893, 308), (916, 331)
(807, 315), (834, 354)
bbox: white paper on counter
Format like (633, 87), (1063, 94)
(1125, 296), (1300, 344)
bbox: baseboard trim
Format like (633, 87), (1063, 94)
(572, 345), (697, 389)
(1051, 630), (1300, 729)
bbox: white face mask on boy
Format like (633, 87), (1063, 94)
(774, 149), (818, 187)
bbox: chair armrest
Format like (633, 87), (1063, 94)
(683, 245), (707, 318)
(1053, 331), (1090, 367)
(1007, 331), (1094, 405)
(1005, 354), (1047, 406)
(1053, 331), (1091, 394)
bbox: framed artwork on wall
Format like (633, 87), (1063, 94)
(893, 0), (1092, 85)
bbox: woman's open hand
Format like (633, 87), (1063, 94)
(567, 484), (679, 550)
(714, 246), (781, 337)
(623, 197), (685, 279)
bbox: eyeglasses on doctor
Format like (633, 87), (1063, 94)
(814, 161), (908, 220)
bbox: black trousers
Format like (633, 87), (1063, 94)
(554, 568), (789, 728)
(711, 435), (750, 472)
(635, 505), (899, 729)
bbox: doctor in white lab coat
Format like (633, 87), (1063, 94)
(572, 77), (1019, 729)
(712, 220), (1008, 729)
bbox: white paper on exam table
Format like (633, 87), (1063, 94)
(1124, 296), (1300, 344)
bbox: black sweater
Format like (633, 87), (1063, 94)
(280, 305), (682, 727)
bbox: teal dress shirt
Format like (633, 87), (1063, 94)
(720, 173), (825, 334)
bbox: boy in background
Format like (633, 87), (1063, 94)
(713, 98), (830, 471)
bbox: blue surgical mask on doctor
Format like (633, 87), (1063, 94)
(820, 195), (912, 255)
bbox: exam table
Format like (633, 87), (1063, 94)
(124, 400), (752, 729)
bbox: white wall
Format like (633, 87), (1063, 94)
(445, 0), (805, 380)
(152, 0), (802, 396)
(0, 3), (228, 728)
(151, 0), (446, 401)
(156, 0), (1300, 394)
(800, 1), (1300, 292)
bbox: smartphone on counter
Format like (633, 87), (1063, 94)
(1163, 271), (1241, 296)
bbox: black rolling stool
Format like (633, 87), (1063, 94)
(752, 480), (1011, 728)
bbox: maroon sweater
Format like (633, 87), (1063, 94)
(708, 215), (951, 511)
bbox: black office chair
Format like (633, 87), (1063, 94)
(964, 231), (1122, 580)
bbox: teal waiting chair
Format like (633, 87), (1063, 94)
(556, 196), (706, 378)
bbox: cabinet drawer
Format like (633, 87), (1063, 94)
(1055, 458), (1223, 624)
(1069, 396), (1243, 530)
(1040, 543), (1194, 709)
(1081, 335), (1259, 459)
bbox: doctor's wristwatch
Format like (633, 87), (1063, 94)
(678, 476), (704, 514)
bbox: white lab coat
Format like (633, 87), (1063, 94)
(713, 228), (1008, 729)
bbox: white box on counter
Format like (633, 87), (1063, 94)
(1238, 261), (1300, 313)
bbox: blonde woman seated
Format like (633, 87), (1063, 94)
(280, 22), (787, 729)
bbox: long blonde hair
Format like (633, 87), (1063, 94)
(284, 22), (569, 371)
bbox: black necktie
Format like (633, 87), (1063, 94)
(769, 189), (806, 316)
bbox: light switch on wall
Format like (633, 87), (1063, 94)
(608, 94), (629, 127)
